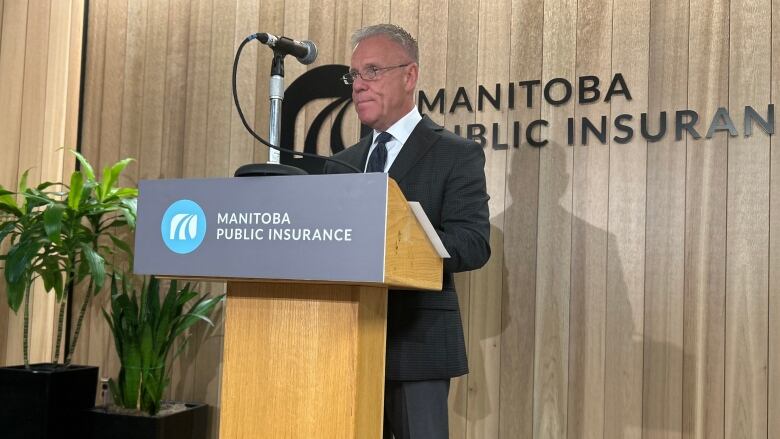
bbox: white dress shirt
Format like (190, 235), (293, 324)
(364, 106), (423, 172)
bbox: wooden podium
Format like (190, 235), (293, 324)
(133, 174), (443, 438)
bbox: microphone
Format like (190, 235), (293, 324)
(253, 33), (318, 65)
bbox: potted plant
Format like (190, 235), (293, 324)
(85, 275), (224, 439)
(0, 151), (137, 438)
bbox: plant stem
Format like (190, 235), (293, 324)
(23, 283), (30, 369)
(54, 263), (74, 366)
(52, 294), (67, 366)
(64, 277), (93, 366)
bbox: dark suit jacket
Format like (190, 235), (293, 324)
(323, 116), (491, 381)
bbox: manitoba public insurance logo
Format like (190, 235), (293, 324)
(161, 200), (207, 254)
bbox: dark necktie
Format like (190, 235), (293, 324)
(366, 132), (392, 173)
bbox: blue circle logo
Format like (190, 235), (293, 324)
(161, 200), (207, 254)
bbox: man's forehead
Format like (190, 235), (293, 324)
(351, 36), (405, 64)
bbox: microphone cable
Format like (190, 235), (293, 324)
(232, 34), (363, 173)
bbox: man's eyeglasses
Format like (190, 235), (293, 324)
(341, 64), (411, 85)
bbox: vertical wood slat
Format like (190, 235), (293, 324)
(0, 0), (6, 368)
(204, 0), (235, 179)
(642, 1), (688, 437)
(117, 0), (148, 178)
(533, 0), (576, 438)
(683, 0), (729, 437)
(725, 1), (771, 438)
(362, 0), (390, 25)
(465, 1), (510, 437)
(97, 0), (127, 169)
(161, 0), (189, 179)
(331, 0), (362, 150)
(500, 1), (543, 438)
(252, 0), (285, 165)
(0, 13), (28, 355)
(17, 0), (56, 364)
(138, 0), (169, 182)
(305, 0), (337, 157)
(283, 0), (310, 155)
(390, 0), (418, 34)
(567, 0), (612, 438)
(182, 0), (212, 179)
(228, 0), (259, 174)
(604, 1), (650, 438)
(440, 0), (478, 436)
(0, 0), (29, 365)
(0, 0), (82, 366)
(88, 0), (129, 387)
(70, 0), (120, 375)
(41, 0), (76, 363)
(770, 2), (780, 437)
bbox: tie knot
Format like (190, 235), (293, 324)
(375, 132), (393, 145)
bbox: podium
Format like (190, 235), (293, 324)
(134, 174), (443, 438)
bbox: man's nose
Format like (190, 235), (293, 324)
(352, 76), (368, 92)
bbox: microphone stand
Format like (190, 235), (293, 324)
(234, 50), (307, 177)
(267, 53), (284, 165)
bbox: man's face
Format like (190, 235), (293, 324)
(350, 36), (418, 131)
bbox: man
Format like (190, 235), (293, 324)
(323, 24), (490, 439)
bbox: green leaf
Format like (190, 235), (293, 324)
(36, 181), (57, 191)
(5, 240), (40, 284)
(18, 170), (30, 213)
(0, 221), (17, 245)
(101, 158), (134, 201)
(6, 279), (26, 313)
(120, 199), (137, 229)
(108, 235), (133, 257)
(70, 150), (95, 181)
(43, 203), (66, 243)
(18, 169), (30, 194)
(79, 243), (105, 290)
(112, 187), (139, 199)
(67, 171), (84, 209)
(0, 188), (21, 216)
(108, 378), (122, 408)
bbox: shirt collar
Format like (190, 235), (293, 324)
(372, 106), (422, 145)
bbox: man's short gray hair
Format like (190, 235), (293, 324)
(351, 24), (419, 63)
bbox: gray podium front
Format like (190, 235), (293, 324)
(134, 174), (442, 438)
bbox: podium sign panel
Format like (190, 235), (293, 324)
(135, 174), (388, 283)
(133, 174), (443, 438)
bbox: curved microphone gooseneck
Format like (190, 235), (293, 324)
(232, 34), (362, 174)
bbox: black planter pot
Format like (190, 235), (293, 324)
(0, 363), (98, 439)
(85, 403), (208, 439)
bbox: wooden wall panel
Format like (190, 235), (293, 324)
(500, 1), (543, 438)
(17, 0), (57, 364)
(0, 0), (83, 366)
(771, 2), (780, 437)
(439, 0), (478, 436)
(0, 0), (28, 366)
(62, 2), (780, 439)
(466, 1), (510, 437)
(252, 0), (284, 165)
(0, 0), (6, 367)
(567, 0), (611, 438)
(683, 0), (729, 438)
(725, 0), (771, 438)
(604, 0), (649, 438)
(533, 0), (576, 438)
(643, 1), (688, 437)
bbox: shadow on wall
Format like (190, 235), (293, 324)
(451, 141), (689, 436)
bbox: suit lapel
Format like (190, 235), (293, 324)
(352, 135), (372, 171)
(388, 116), (442, 183)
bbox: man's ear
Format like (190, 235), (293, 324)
(405, 63), (419, 92)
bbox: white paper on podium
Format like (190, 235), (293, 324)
(407, 201), (451, 258)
